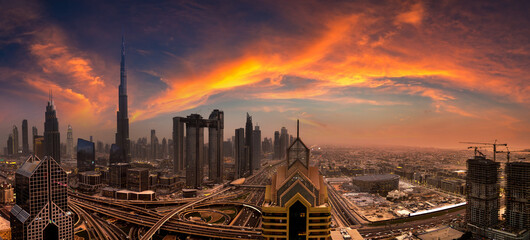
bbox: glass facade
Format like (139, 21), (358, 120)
(77, 138), (95, 172)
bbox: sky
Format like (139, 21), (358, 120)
(0, 0), (529, 149)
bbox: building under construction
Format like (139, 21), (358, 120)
(505, 161), (530, 230)
(466, 156), (500, 235)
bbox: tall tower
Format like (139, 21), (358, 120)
(115, 36), (130, 163)
(234, 128), (246, 178)
(12, 125), (19, 155)
(245, 113), (253, 175)
(173, 117), (185, 173)
(208, 109), (224, 183)
(466, 156), (500, 235)
(505, 161), (530, 230)
(22, 120), (29, 154)
(185, 114), (205, 189)
(262, 120), (331, 240)
(66, 125), (73, 158)
(10, 156), (73, 240)
(44, 92), (61, 163)
(150, 130), (157, 160)
(273, 131), (280, 159)
(252, 125), (261, 171)
(280, 127), (288, 159)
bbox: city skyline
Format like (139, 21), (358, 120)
(1, 1), (530, 149)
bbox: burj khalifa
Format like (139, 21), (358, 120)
(115, 36), (130, 163)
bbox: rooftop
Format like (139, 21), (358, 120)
(353, 174), (399, 182)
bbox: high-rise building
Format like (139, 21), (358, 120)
(185, 114), (205, 188)
(234, 128), (246, 178)
(127, 168), (149, 192)
(66, 125), (73, 158)
(161, 137), (168, 159)
(115, 36), (130, 163)
(173, 117), (185, 173)
(262, 120), (331, 240)
(33, 135), (44, 159)
(109, 144), (123, 165)
(252, 125), (262, 170)
(466, 156), (500, 235)
(505, 161), (530, 230)
(32, 126), (38, 150)
(44, 92), (60, 163)
(223, 139), (233, 158)
(12, 125), (19, 155)
(245, 113), (254, 174)
(6, 134), (13, 155)
(279, 127), (288, 159)
(77, 138), (95, 172)
(109, 162), (131, 189)
(10, 156), (73, 240)
(273, 131), (280, 159)
(150, 129), (157, 160)
(22, 120), (29, 154)
(208, 110), (224, 183)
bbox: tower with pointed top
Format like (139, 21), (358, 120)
(44, 91), (60, 163)
(115, 36), (130, 163)
(245, 113), (253, 175)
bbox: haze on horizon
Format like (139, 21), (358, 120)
(1, 0), (529, 149)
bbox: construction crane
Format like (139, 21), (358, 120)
(460, 140), (507, 162)
(495, 147), (530, 163)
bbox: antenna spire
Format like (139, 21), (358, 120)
(297, 119), (299, 138)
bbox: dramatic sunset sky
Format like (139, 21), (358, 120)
(1, 0), (529, 149)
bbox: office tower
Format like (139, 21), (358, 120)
(505, 161), (530, 230)
(33, 135), (44, 159)
(10, 156), (73, 240)
(280, 127), (288, 159)
(150, 129), (156, 160)
(466, 156), (500, 234)
(208, 110), (224, 183)
(245, 113), (254, 174)
(115, 36), (130, 163)
(161, 138), (167, 159)
(109, 163), (130, 189)
(109, 144), (123, 165)
(234, 128), (246, 178)
(44, 93), (61, 163)
(252, 126), (261, 170)
(32, 127), (37, 151)
(127, 168), (149, 192)
(185, 114), (205, 188)
(262, 120), (330, 240)
(77, 138), (95, 172)
(223, 139), (233, 158)
(22, 120), (28, 154)
(97, 141), (104, 153)
(167, 139), (173, 159)
(12, 125), (19, 155)
(66, 125), (73, 158)
(173, 117), (185, 173)
(6, 134), (13, 155)
(273, 131), (280, 159)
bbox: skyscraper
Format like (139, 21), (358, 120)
(273, 131), (280, 159)
(12, 125), (19, 155)
(44, 92), (60, 163)
(10, 156), (73, 240)
(262, 120), (331, 240)
(505, 161), (530, 230)
(252, 125), (262, 171)
(245, 113), (253, 174)
(77, 138), (95, 172)
(66, 125), (73, 158)
(280, 127), (288, 159)
(173, 117), (185, 173)
(234, 128), (246, 178)
(185, 114), (205, 188)
(6, 134), (13, 155)
(22, 119), (29, 154)
(150, 129), (157, 160)
(161, 137), (168, 159)
(208, 109), (224, 183)
(466, 156), (500, 235)
(115, 36), (130, 163)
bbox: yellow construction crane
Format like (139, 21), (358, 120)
(460, 140), (507, 162)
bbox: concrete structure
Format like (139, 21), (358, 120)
(10, 156), (73, 240)
(0, 183), (13, 204)
(234, 128), (246, 178)
(352, 174), (399, 196)
(127, 168), (149, 192)
(66, 125), (73, 158)
(262, 120), (331, 240)
(252, 125), (262, 170)
(22, 119), (28, 154)
(115, 36), (131, 163)
(245, 113), (254, 174)
(273, 131), (280, 159)
(505, 161), (530, 231)
(466, 156), (500, 236)
(78, 171), (103, 192)
(208, 109), (224, 183)
(12, 125), (19, 155)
